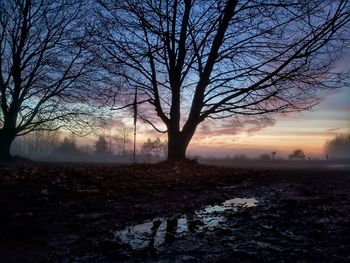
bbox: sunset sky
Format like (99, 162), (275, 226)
(123, 86), (349, 159)
(187, 87), (350, 159)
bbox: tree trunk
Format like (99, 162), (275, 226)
(167, 126), (196, 161)
(167, 135), (187, 160)
(0, 129), (16, 161)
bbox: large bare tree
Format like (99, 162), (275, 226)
(0, 0), (95, 160)
(98, 0), (350, 160)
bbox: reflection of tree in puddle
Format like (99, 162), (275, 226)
(148, 219), (162, 248)
(164, 217), (178, 243)
(114, 198), (258, 250)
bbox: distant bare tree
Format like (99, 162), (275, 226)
(141, 137), (167, 163)
(97, 0), (350, 160)
(325, 134), (350, 159)
(11, 129), (61, 157)
(100, 119), (114, 153)
(54, 136), (79, 155)
(272, 152), (277, 160)
(289, 149), (306, 160)
(0, 0), (95, 160)
(113, 126), (132, 155)
(94, 135), (109, 155)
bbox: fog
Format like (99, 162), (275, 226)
(9, 131), (349, 171)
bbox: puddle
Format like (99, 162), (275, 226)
(114, 197), (258, 250)
(327, 164), (350, 170)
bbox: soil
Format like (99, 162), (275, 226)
(0, 160), (349, 262)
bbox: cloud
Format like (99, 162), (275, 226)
(327, 127), (341, 132)
(246, 118), (276, 134)
(194, 120), (241, 140)
(193, 116), (277, 140)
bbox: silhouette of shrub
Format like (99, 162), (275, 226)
(289, 149), (306, 160)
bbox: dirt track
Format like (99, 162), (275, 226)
(0, 161), (349, 262)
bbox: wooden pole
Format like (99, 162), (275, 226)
(133, 88), (137, 164)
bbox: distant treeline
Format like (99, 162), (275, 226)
(11, 130), (349, 163)
(10, 130), (168, 163)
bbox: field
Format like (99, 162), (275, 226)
(0, 161), (349, 262)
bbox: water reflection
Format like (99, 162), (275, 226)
(114, 197), (258, 250)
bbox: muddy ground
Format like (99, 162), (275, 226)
(0, 161), (349, 262)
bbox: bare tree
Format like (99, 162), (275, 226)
(0, 0), (94, 160)
(289, 149), (306, 160)
(94, 135), (109, 155)
(113, 125), (132, 155)
(141, 137), (167, 163)
(325, 134), (350, 159)
(100, 119), (114, 153)
(97, 0), (350, 160)
(272, 151), (277, 160)
(11, 129), (61, 158)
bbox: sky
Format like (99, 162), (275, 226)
(186, 87), (350, 159)
(123, 86), (349, 159)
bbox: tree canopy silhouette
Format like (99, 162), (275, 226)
(94, 135), (109, 155)
(0, 0), (95, 160)
(97, 0), (350, 160)
(325, 134), (350, 160)
(289, 149), (306, 160)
